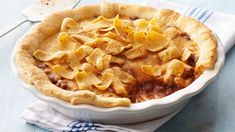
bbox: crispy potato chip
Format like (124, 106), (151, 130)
(79, 63), (96, 73)
(164, 27), (180, 38)
(95, 72), (114, 90)
(67, 80), (79, 91)
(77, 84), (92, 90)
(99, 26), (115, 32)
(52, 64), (74, 79)
(148, 18), (162, 33)
(181, 48), (192, 61)
(85, 37), (128, 55)
(167, 59), (185, 76)
(86, 48), (106, 66)
(159, 44), (183, 62)
(101, 31), (119, 39)
(112, 67), (136, 84)
(112, 77), (128, 95)
(75, 71), (101, 89)
(51, 54), (68, 65)
(60, 17), (78, 32)
(141, 65), (161, 77)
(58, 32), (79, 51)
(84, 38), (103, 48)
(113, 15), (133, 40)
(33, 49), (66, 61)
(92, 16), (111, 23)
(102, 67), (135, 95)
(82, 19), (112, 32)
(96, 55), (111, 71)
(149, 18), (157, 26)
(134, 31), (145, 42)
(68, 48), (86, 70)
(72, 34), (94, 44)
(86, 48), (111, 71)
(116, 33), (132, 44)
(74, 47), (86, 60)
(145, 30), (169, 52)
(59, 63), (70, 69)
(110, 56), (125, 65)
(79, 45), (94, 55)
(123, 44), (147, 59)
(113, 15), (122, 29)
(121, 26), (133, 34)
(103, 38), (126, 55)
(134, 19), (149, 32)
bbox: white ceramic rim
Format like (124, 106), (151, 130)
(11, 32), (225, 113)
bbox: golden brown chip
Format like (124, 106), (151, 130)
(111, 77), (128, 96)
(96, 55), (111, 71)
(112, 67), (136, 85)
(79, 63), (96, 73)
(102, 67), (135, 95)
(145, 30), (169, 52)
(52, 64), (74, 79)
(110, 56), (126, 65)
(181, 48), (192, 61)
(68, 48), (86, 70)
(134, 31), (145, 42)
(167, 59), (185, 76)
(141, 65), (161, 77)
(92, 16), (111, 23)
(33, 50), (66, 62)
(123, 44), (147, 59)
(159, 44), (183, 62)
(103, 38), (126, 55)
(83, 22), (112, 32)
(134, 19), (149, 32)
(79, 45), (94, 55)
(101, 31), (119, 39)
(57, 32), (79, 51)
(164, 26), (180, 39)
(72, 34), (94, 44)
(148, 18), (162, 33)
(99, 26), (115, 32)
(75, 71), (101, 90)
(86, 48), (106, 66)
(84, 38), (104, 48)
(95, 72), (114, 90)
(60, 17), (78, 32)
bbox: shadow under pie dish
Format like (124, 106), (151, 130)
(12, 2), (224, 123)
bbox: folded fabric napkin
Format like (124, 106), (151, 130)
(21, 0), (235, 132)
(21, 101), (182, 132)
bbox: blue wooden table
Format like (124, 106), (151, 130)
(0, 0), (235, 131)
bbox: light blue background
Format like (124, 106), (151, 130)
(0, 0), (235, 132)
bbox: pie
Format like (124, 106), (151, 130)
(15, 2), (217, 107)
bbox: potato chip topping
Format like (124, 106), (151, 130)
(34, 15), (199, 102)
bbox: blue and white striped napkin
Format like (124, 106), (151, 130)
(21, 0), (235, 132)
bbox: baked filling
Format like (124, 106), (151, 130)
(16, 3), (217, 107)
(33, 15), (199, 103)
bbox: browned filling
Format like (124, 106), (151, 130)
(129, 66), (195, 103)
(34, 17), (199, 103)
(36, 48), (196, 103)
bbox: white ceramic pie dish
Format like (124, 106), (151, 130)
(11, 30), (225, 124)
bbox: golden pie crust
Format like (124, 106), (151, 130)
(15, 2), (217, 107)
